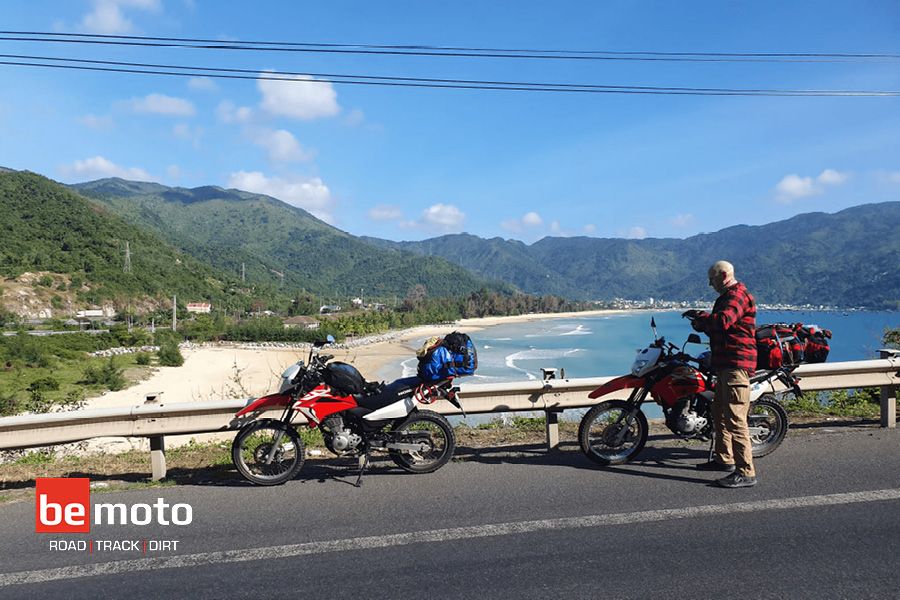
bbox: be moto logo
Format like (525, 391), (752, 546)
(35, 477), (193, 534)
(35, 477), (91, 533)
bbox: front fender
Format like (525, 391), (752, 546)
(235, 393), (292, 417)
(588, 375), (645, 399)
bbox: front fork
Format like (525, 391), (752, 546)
(612, 388), (648, 444)
(264, 404), (299, 465)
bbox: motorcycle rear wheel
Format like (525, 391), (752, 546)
(749, 396), (788, 458)
(232, 419), (305, 486)
(579, 400), (648, 466)
(389, 410), (456, 474)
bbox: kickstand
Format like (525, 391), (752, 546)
(354, 451), (370, 488)
(707, 435), (715, 462)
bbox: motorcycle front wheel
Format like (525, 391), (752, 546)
(749, 396), (788, 458)
(232, 419), (306, 486)
(389, 410), (456, 474)
(578, 400), (648, 466)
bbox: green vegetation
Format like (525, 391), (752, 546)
(884, 326), (900, 349)
(0, 171), (261, 311)
(157, 339), (184, 367)
(73, 177), (505, 298)
(782, 388), (881, 419)
(81, 357), (126, 392)
(0, 329), (158, 416)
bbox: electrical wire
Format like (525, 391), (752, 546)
(3, 55), (898, 96)
(2, 31), (900, 63)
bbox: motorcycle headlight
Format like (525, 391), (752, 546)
(631, 360), (649, 376)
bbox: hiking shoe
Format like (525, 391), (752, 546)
(716, 472), (757, 488)
(696, 460), (736, 473)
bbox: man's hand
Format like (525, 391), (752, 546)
(681, 309), (702, 319)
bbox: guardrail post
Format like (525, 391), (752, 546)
(878, 350), (897, 429)
(545, 410), (560, 451)
(150, 435), (167, 480)
(880, 386), (896, 428)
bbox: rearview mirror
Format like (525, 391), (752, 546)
(687, 333), (702, 344)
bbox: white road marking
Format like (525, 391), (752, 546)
(3, 488), (899, 587)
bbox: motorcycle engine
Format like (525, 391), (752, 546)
(331, 429), (362, 452)
(665, 398), (709, 436)
(676, 410), (708, 435)
(321, 416), (362, 454)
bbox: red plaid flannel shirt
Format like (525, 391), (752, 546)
(694, 281), (757, 373)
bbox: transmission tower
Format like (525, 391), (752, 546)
(123, 241), (132, 274)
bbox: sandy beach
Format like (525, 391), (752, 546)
(64, 309), (633, 452)
(88, 309), (635, 411)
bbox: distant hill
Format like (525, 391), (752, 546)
(367, 203), (900, 309)
(0, 171), (247, 311)
(73, 178), (504, 299)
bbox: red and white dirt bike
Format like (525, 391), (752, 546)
(578, 319), (797, 466)
(231, 336), (463, 486)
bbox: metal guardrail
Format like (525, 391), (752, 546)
(1, 357), (897, 479)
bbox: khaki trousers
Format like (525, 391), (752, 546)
(712, 368), (755, 477)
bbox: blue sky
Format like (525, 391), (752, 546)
(2, 1), (900, 242)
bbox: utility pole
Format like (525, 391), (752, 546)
(172, 294), (177, 332)
(241, 262), (245, 283)
(124, 241), (132, 274)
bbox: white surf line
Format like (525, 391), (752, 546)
(3, 488), (899, 587)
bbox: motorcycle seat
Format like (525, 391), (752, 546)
(355, 376), (420, 411)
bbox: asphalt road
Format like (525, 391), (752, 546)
(1, 425), (898, 599)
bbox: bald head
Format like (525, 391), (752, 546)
(708, 260), (736, 294)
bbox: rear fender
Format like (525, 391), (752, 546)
(588, 375), (645, 399)
(235, 393), (292, 417)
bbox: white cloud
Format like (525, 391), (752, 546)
(249, 128), (313, 162)
(583, 224), (597, 234)
(166, 164), (182, 180)
(60, 156), (152, 181)
(78, 114), (114, 130)
(670, 213), (695, 227)
(188, 77), (218, 92)
(216, 100), (253, 123)
(775, 169), (849, 202)
(817, 168), (848, 185)
(501, 211), (543, 233)
(876, 170), (900, 184)
(550, 221), (563, 235)
(258, 74), (340, 120)
(130, 93), (196, 117)
(421, 203), (465, 230)
(79, 0), (161, 34)
(227, 171), (333, 222)
(626, 226), (647, 239)
(775, 174), (815, 200)
(522, 211), (543, 226)
(368, 204), (404, 221)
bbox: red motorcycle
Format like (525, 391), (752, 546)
(578, 319), (794, 466)
(231, 336), (462, 486)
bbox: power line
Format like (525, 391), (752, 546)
(2, 30), (899, 63)
(2, 54), (899, 96)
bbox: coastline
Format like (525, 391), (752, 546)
(62, 309), (638, 452)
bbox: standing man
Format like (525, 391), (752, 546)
(687, 260), (758, 488)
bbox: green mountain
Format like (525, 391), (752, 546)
(366, 203), (900, 309)
(72, 178), (502, 299)
(0, 170), (248, 309)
